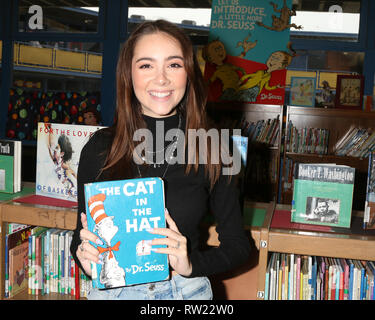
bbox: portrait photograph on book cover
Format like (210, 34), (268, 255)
(304, 197), (340, 225)
(85, 177), (169, 289)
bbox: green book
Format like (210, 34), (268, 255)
(291, 163), (355, 228)
(0, 140), (21, 194)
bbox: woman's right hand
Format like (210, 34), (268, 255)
(76, 212), (103, 277)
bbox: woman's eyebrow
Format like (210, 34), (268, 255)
(135, 55), (184, 63)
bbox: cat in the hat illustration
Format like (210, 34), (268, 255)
(88, 193), (126, 288)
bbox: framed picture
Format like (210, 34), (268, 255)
(335, 74), (364, 110)
(289, 77), (316, 107)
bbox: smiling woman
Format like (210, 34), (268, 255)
(131, 32), (188, 118)
(70, 19), (251, 300)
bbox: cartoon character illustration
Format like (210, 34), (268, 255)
(203, 39), (246, 101)
(257, 0), (302, 32)
(235, 42), (296, 102)
(236, 34), (258, 58)
(88, 193), (126, 288)
(45, 124), (77, 197)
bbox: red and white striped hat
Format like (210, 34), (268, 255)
(88, 193), (110, 224)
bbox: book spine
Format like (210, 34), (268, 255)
(31, 233), (36, 295)
(35, 235), (40, 295)
(289, 253), (294, 300)
(295, 255), (300, 300)
(4, 235), (9, 298)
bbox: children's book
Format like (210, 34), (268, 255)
(36, 122), (104, 202)
(204, 0), (295, 105)
(8, 241), (29, 298)
(291, 163), (355, 228)
(0, 139), (21, 193)
(5, 226), (32, 297)
(85, 177), (169, 289)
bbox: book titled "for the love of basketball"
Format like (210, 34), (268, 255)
(85, 177), (169, 289)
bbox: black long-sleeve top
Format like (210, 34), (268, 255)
(70, 113), (251, 278)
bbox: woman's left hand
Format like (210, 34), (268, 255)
(148, 209), (192, 277)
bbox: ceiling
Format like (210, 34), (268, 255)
(129, 0), (212, 8)
(20, 0), (212, 9)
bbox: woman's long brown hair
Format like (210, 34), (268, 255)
(101, 20), (223, 189)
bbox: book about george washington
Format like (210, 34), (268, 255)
(36, 122), (104, 202)
(85, 177), (169, 289)
(0, 139), (21, 194)
(291, 163), (355, 228)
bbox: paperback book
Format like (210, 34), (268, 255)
(5, 226), (32, 298)
(85, 177), (169, 289)
(36, 122), (104, 202)
(291, 163), (355, 228)
(0, 139), (21, 193)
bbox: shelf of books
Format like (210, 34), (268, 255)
(259, 203), (375, 300)
(281, 105), (375, 206)
(207, 103), (283, 203)
(0, 183), (91, 300)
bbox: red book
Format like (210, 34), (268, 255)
(75, 263), (80, 300)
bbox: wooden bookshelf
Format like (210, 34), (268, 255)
(255, 203), (375, 300)
(207, 103), (283, 203)
(0, 185), (79, 300)
(281, 106), (375, 207)
(202, 200), (275, 300)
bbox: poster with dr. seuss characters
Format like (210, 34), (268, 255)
(36, 122), (104, 202)
(85, 177), (169, 289)
(204, 0), (301, 105)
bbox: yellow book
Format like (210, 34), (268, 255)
(284, 255), (289, 300)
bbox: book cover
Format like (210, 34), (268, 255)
(291, 163), (355, 228)
(85, 177), (169, 289)
(5, 226), (32, 297)
(8, 241), (29, 298)
(0, 139), (21, 193)
(204, 0), (296, 105)
(36, 122), (104, 202)
(364, 152), (375, 229)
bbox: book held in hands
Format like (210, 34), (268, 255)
(36, 122), (103, 202)
(85, 177), (169, 289)
(291, 163), (355, 228)
(0, 139), (21, 193)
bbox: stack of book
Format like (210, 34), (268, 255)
(241, 116), (280, 147)
(333, 126), (375, 158)
(265, 252), (375, 300)
(286, 121), (330, 155)
(4, 223), (91, 298)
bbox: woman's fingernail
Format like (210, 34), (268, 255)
(96, 238), (104, 245)
(164, 208), (169, 215)
(146, 228), (154, 233)
(150, 248), (159, 252)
